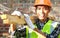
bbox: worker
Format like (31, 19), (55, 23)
(33, 0), (60, 38)
(9, 0), (60, 38)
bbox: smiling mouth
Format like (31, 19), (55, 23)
(40, 15), (44, 17)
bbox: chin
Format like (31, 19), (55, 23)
(39, 17), (44, 20)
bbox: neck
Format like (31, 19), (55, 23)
(39, 18), (47, 23)
(40, 19), (45, 22)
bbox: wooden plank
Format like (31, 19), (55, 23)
(0, 14), (37, 25)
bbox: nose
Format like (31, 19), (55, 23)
(40, 8), (44, 14)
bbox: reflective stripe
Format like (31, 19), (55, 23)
(50, 21), (58, 34)
(51, 22), (58, 28)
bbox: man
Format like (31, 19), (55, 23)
(33, 0), (60, 38)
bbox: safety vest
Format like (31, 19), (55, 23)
(26, 20), (58, 38)
(14, 20), (58, 38)
(41, 20), (58, 34)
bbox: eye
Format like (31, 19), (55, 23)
(44, 7), (49, 10)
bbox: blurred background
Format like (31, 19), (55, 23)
(0, 0), (60, 38)
(0, 0), (60, 21)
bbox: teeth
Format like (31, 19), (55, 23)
(41, 16), (44, 17)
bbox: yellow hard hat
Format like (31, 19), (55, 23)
(34, 0), (52, 7)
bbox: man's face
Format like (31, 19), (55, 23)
(36, 6), (50, 20)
